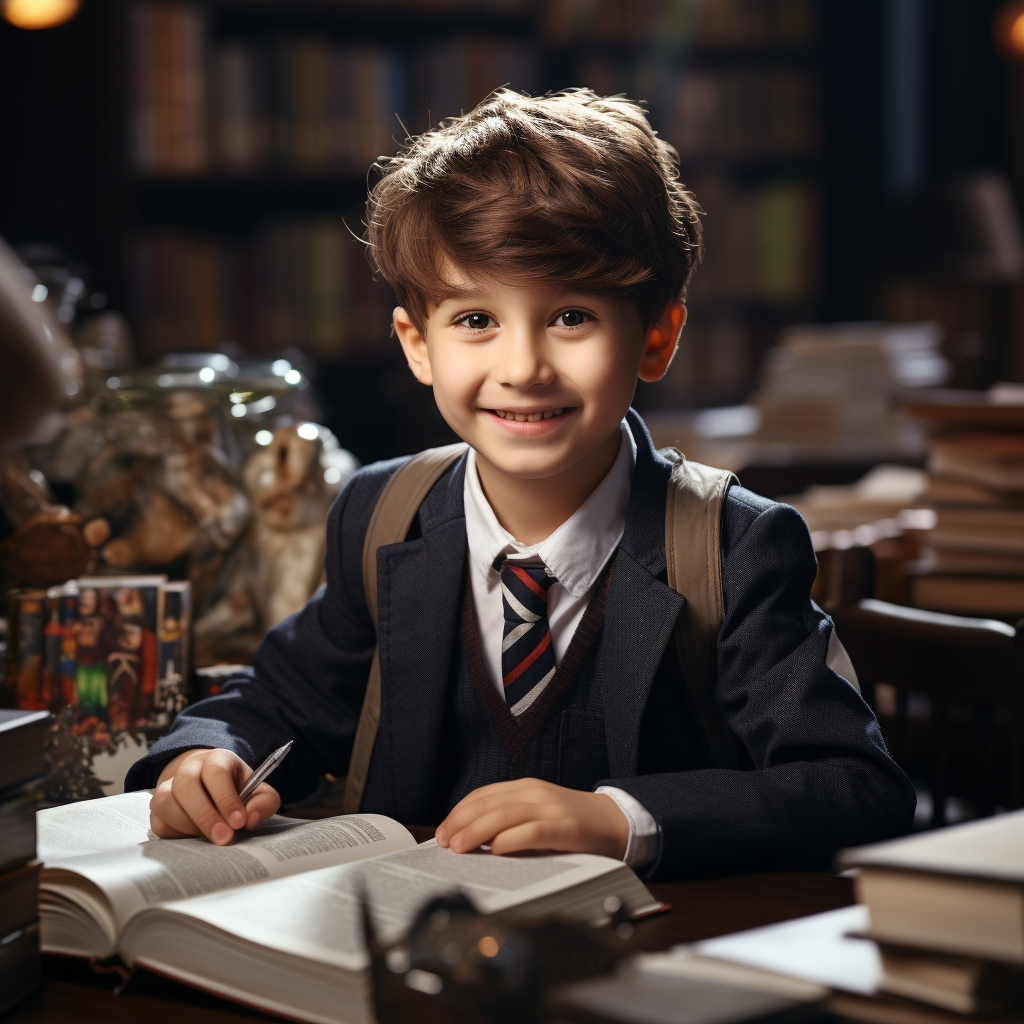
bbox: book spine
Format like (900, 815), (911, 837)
(5, 590), (48, 711)
(41, 587), (63, 712)
(155, 582), (192, 729)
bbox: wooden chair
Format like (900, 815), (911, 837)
(831, 599), (1024, 828)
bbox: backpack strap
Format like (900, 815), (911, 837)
(342, 442), (468, 813)
(662, 449), (742, 770)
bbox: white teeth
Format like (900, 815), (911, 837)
(495, 408), (564, 422)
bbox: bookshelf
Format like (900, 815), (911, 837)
(96, 0), (828, 459)
(538, 0), (823, 410)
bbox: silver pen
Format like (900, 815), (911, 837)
(238, 740), (293, 803)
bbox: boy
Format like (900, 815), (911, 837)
(127, 89), (914, 878)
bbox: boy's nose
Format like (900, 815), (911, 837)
(495, 329), (554, 389)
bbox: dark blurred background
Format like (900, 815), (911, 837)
(0, 0), (1020, 465)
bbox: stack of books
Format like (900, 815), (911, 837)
(906, 392), (1024, 617)
(0, 709), (50, 1014)
(841, 810), (1024, 1016)
(691, 812), (1024, 1022)
(750, 322), (948, 457)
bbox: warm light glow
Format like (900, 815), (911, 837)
(1012, 12), (1024, 52)
(477, 935), (499, 958)
(994, 2), (1024, 57)
(2, 0), (80, 29)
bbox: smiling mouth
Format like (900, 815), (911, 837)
(492, 408), (567, 422)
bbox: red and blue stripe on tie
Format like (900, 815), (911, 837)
(499, 561), (557, 716)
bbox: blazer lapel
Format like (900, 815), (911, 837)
(597, 410), (685, 777)
(370, 456), (467, 819)
(596, 551), (684, 778)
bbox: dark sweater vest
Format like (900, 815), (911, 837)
(434, 560), (615, 815)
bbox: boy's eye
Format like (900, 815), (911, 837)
(456, 313), (495, 330)
(555, 310), (589, 328)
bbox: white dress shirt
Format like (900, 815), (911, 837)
(463, 420), (660, 869)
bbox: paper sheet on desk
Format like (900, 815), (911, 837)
(645, 905), (881, 996)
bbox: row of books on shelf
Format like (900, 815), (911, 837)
(128, 176), (814, 364)
(666, 68), (815, 162)
(687, 176), (817, 305)
(3, 576), (191, 736)
(128, 1), (816, 177)
(129, 4), (540, 175)
(130, 222), (393, 360)
(551, 0), (813, 45)
(686, 0), (813, 49)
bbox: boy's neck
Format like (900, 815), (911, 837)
(473, 428), (622, 546)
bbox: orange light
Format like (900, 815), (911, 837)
(1, 0), (80, 29)
(994, 2), (1024, 57)
(1012, 13), (1024, 51)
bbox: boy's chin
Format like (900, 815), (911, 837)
(472, 446), (572, 481)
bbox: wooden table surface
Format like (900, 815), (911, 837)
(10, 873), (854, 1024)
(8, 821), (855, 1024)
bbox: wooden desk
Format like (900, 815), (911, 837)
(8, 869), (853, 1024)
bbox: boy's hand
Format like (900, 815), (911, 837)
(150, 748), (281, 846)
(435, 778), (630, 860)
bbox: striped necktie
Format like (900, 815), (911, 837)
(499, 561), (557, 716)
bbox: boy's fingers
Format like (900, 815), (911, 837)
(437, 787), (515, 839)
(242, 784), (281, 829)
(172, 759), (235, 845)
(490, 820), (566, 856)
(447, 803), (538, 853)
(437, 781), (550, 844)
(150, 781), (203, 838)
(200, 752), (249, 830)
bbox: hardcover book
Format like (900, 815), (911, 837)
(38, 792), (659, 1024)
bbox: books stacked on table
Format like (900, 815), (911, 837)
(906, 389), (1024, 617)
(751, 322), (947, 459)
(2, 575), (191, 799)
(840, 809), (1024, 1016)
(0, 708), (50, 1014)
(687, 811), (1024, 1023)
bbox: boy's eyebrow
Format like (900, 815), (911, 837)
(434, 286), (491, 305)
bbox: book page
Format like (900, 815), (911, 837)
(37, 790), (313, 862)
(693, 905), (880, 995)
(142, 841), (631, 971)
(38, 791), (155, 860)
(40, 792), (415, 938)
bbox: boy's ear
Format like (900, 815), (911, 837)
(393, 307), (433, 386)
(638, 300), (686, 383)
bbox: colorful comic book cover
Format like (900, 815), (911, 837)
(41, 585), (63, 710)
(4, 589), (48, 710)
(154, 580), (192, 729)
(58, 581), (79, 712)
(75, 575), (164, 731)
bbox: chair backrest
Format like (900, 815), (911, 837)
(832, 599), (1024, 828)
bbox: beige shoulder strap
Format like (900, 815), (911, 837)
(663, 449), (741, 770)
(342, 442), (468, 813)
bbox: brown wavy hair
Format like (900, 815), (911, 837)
(364, 88), (702, 332)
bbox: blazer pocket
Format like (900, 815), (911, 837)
(557, 710), (609, 791)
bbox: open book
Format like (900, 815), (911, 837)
(37, 792), (659, 1024)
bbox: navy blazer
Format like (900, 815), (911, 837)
(128, 410), (915, 879)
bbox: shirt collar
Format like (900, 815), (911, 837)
(464, 420), (636, 599)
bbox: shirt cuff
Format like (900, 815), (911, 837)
(594, 785), (661, 870)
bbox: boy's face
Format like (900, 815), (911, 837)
(395, 272), (681, 494)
